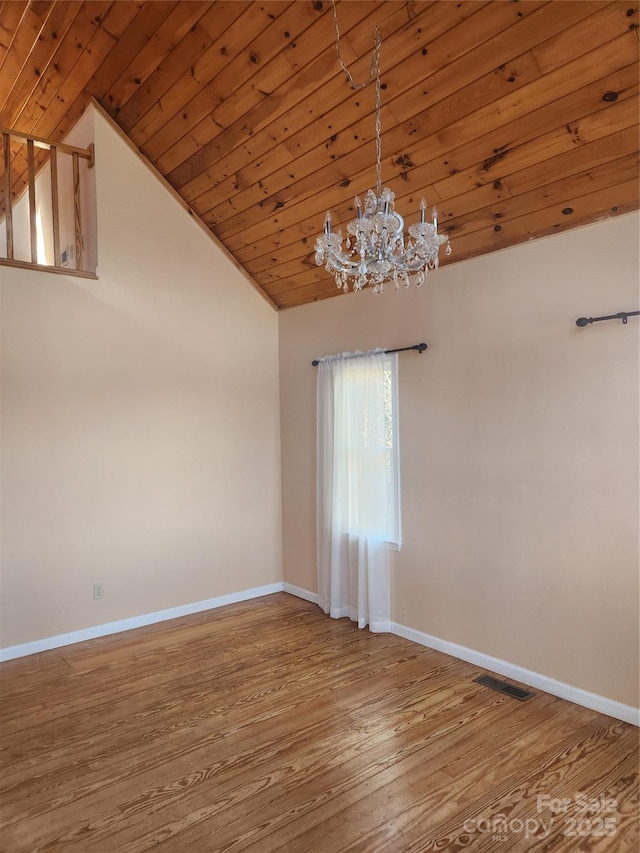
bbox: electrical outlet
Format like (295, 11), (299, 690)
(93, 583), (104, 600)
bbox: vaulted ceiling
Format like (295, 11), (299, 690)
(1, 0), (638, 309)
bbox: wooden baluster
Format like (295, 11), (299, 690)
(50, 145), (61, 267)
(3, 132), (14, 259)
(27, 138), (37, 264)
(72, 152), (83, 271)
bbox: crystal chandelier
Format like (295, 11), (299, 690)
(315, 15), (451, 295)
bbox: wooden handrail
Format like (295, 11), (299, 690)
(0, 125), (94, 165)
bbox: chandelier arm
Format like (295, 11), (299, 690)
(388, 255), (433, 273)
(324, 253), (361, 273)
(327, 261), (360, 274)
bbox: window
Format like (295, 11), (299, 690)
(330, 350), (401, 547)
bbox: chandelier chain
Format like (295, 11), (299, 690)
(330, 0), (380, 91)
(375, 51), (382, 197)
(330, 0), (382, 194)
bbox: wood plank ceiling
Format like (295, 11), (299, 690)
(0, 0), (638, 309)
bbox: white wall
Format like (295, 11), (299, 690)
(279, 212), (640, 708)
(0, 107), (282, 648)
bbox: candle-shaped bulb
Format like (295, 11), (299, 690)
(354, 195), (362, 218)
(432, 206), (438, 230)
(420, 197), (427, 223)
(324, 210), (332, 234)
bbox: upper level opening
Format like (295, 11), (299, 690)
(1, 119), (97, 279)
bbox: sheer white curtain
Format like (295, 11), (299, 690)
(316, 348), (400, 633)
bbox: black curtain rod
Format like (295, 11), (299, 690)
(312, 342), (427, 367)
(576, 310), (639, 327)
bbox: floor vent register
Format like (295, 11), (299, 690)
(474, 674), (535, 701)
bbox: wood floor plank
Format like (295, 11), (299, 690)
(0, 594), (636, 853)
(12, 659), (476, 850)
(1, 632), (428, 794)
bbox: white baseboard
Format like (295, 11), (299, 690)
(281, 584), (639, 727)
(283, 582), (319, 604)
(5, 581), (637, 727)
(390, 622), (639, 727)
(0, 582), (284, 662)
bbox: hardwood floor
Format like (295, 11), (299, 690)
(0, 593), (637, 852)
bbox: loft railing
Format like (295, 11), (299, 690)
(1, 126), (95, 276)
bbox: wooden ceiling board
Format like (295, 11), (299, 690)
(0, 0), (638, 309)
(177, 0), (499, 201)
(224, 19), (639, 265)
(205, 5), (632, 246)
(431, 62), (640, 199)
(101, 2), (212, 116)
(5, 1), (113, 132)
(0, 3), (30, 71)
(194, 1), (497, 225)
(83, 2), (181, 102)
(113, 6), (220, 133)
(149, 1), (384, 176)
(0, 1), (82, 124)
(126, 1), (281, 148)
